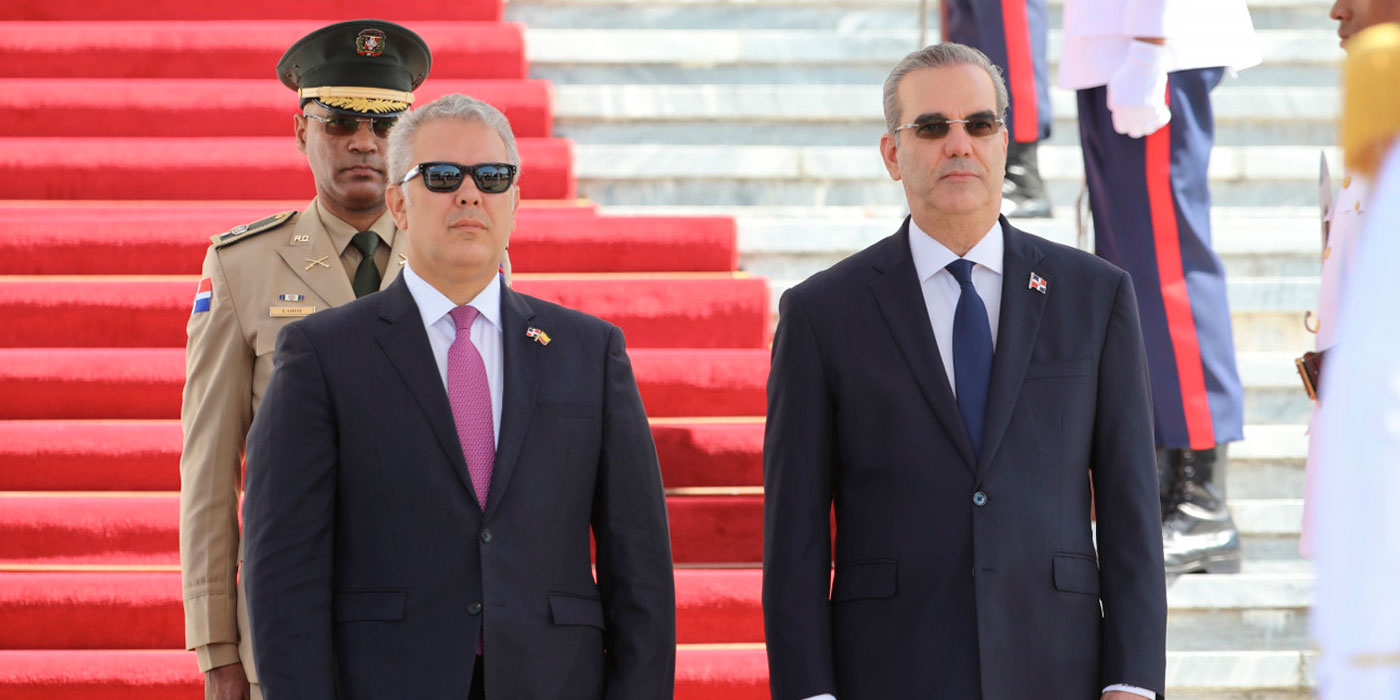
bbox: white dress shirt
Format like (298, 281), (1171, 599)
(798, 219), (1152, 700)
(909, 217), (1004, 395)
(402, 263), (504, 446)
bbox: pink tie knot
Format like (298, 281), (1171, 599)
(450, 305), (479, 332)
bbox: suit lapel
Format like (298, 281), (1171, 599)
(374, 276), (477, 499)
(483, 285), (540, 522)
(977, 218), (1049, 476)
(869, 220), (977, 474)
(382, 223), (408, 289)
(275, 211), (356, 307)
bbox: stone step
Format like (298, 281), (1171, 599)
(731, 209), (1326, 279)
(571, 144), (1342, 207)
(1167, 573), (1312, 652)
(1165, 650), (1315, 697)
(524, 28), (1343, 86)
(509, 0), (1328, 32)
(552, 84), (1341, 147)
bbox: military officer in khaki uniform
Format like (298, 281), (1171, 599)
(179, 20), (437, 700)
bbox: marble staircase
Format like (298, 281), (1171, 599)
(507, 0), (1331, 695)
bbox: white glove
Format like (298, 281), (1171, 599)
(1107, 41), (1172, 138)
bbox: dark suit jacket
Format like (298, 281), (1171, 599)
(242, 275), (676, 700)
(762, 217), (1167, 700)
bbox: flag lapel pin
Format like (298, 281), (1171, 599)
(1028, 272), (1048, 294)
(526, 326), (551, 346)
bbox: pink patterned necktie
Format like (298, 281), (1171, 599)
(448, 305), (495, 510)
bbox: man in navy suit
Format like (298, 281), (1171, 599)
(241, 93), (676, 700)
(762, 44), (1167, 700)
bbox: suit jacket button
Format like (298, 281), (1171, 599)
(468, 602), (483, 615)
(972, 491), (988, 507)
(480, 529), (493, 543)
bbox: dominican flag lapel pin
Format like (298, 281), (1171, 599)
(526, 326), (551, 346)
(192, 278), (213, 313)
(1028, 272), (1048, 294)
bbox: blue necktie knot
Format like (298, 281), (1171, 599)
(945, 258), (976, 285)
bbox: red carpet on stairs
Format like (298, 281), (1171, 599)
(0, 277), (768, 348)
(6, 0), (503, 21)
(0, 649), (772, 700)
(0, 137), (575, 200)
(0, 208), (739, 274)
(3, 79), (556, 137)
(0, 1), (775, 695)
(0, 348), (768, 419)
(0, 492), (765, 566)
(0, 419), (765, 491)
(0, 570), (764, 649)
(5, 21), (528, 80)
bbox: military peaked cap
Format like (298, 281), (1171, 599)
(277, 19), (431, 116)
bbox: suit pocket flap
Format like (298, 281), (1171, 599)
(830, 560), (898, 602)
(1052, 554), (1101, 596)
(1024, 358), (1094, 379)
(548, 594), (605, 629)
(333, 590), (406, 622)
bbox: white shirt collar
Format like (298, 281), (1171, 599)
(909, 217), (1004, 282)
(402, 263), (503, 334)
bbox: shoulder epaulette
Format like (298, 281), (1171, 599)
(212, 210), (297, 248)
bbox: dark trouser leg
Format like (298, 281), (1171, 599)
(1077, 68), (1243, 573)
(943, 0), (1052, 217)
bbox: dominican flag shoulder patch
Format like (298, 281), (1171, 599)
(192, 278), (213, 314)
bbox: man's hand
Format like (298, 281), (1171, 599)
(205, 662), (250, 700)
(1107, 40), (1172, 138)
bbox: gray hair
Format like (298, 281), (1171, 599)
(882, 43), (1009, 133)
(387, 93), (520, 186)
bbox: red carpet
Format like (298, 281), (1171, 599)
(0, 277), (767, 349)
(0, 420), (764, 491)
(4, 21), (527, 80)
(3, 79), (555, 138)
(0, 2), (776, 696)
(0, 570), (763, 648)
(0, 137), (574, 201)
(0, 347), (766, 419)
(0, 494), (764, 566)
(0, 648), (771, 699)
(0, 208), (738, 274)
(7, 0), (503, 21)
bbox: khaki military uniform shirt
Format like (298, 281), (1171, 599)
(179, 199), (404, 679)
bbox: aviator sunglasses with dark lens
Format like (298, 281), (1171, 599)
(893, 114), (1004, 140)
(400, 162), (518, 194)
(304, 113), (398, 139)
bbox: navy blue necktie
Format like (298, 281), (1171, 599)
(946, 259), (993, 459)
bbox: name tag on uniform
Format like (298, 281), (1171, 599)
(269, 305), (317, 318)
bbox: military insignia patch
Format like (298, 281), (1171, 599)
(356, 29), (386, 57)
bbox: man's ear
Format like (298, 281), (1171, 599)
(879, 131), (902, 181)
(386, 184), (410, 230)
(294, 113), (309, 155)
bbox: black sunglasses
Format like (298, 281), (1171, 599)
(400, 162), (518, 194)
(304, 113), (398, 139)
(893, 116), (1004, 140)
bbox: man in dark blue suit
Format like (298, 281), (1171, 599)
(762, 44), (1167, 700)
(241, 94), (676, 700)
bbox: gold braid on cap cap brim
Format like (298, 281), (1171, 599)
(298, 86), (414, 114)
(1343, 23), (1400, 177)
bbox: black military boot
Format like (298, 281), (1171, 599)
(1162, 445), (1242, 574)
(1156, 447), (1178, 520)
(1002, 140), (1052, 219)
